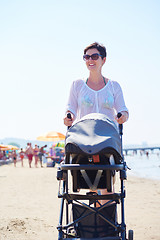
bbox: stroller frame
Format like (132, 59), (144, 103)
(57, 115), (133, 240)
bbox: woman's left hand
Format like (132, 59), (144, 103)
(115, 111), (129, 124)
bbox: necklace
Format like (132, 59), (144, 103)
(86, 77), (106, 85)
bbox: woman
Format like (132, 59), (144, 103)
(12, 150), (17, 167)
(64, 42), (128, 127)
(33, 144), (39, 168)
(63, 42), (129, 200)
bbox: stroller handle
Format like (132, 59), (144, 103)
(67, 113), (72, 130)
(67, 112), (123, 135)
(61, 163), (125, 171)
(117, 112), (123, 135)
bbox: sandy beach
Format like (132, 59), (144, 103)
(0, 159), (160, 240)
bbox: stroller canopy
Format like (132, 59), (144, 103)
(65, 113), (122, 157)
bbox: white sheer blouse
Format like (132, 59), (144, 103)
(66, 79), (128, 124)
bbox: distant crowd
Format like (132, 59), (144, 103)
(0, 143), (65, 168)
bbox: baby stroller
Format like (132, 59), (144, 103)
(57, 113), (133, 240)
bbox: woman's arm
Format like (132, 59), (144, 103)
(112, 81), (129, 124)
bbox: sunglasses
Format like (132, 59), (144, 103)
(83, 53), (102, 61)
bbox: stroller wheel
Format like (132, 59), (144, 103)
(128, 229), (133, 240)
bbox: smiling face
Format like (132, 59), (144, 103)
(85, 48), (106, 73)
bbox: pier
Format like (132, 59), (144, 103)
(123, 146), (160, 155)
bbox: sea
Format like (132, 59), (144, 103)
(124, 152), (160, 180)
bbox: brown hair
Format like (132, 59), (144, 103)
(84, 42), (107, 59)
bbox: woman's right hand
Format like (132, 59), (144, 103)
(63, 112), (74, 126)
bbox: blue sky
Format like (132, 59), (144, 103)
(0, 0), (160, 145)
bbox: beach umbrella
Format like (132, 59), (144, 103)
(37, 131), (65, 142)
(0, 144), (19, 150)
(55, 141), (65, 148)
(0, 144), (8, 150)
(7, 145), (19, 150)
(0, 144), (6, 148)
(36, 136), (54, 142)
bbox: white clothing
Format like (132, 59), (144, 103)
(66, 79), (128, 123)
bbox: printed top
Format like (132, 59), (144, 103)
(66, 79), (128, 124)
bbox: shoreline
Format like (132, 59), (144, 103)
(0, 160), (160, 240)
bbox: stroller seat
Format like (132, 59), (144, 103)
(65, 113), (122, 192)
(65, 113), (122, 158)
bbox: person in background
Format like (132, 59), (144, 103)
(25, 143), (34, 168)
(19, 148), (25, 167)
(38, 145), (47, 168)
(12, 150), (17, 167)
(33, 144), (39, 168)
(0, 150), (3, 160)
(49, 146), (56, 158)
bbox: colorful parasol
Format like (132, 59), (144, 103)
(37, 131), (65, 142)
(0, 144), (19, 150)
(55, 141), (65, 148)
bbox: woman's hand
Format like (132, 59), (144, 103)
(63, 112), (74, 126)
(115, 111), (129, 124)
